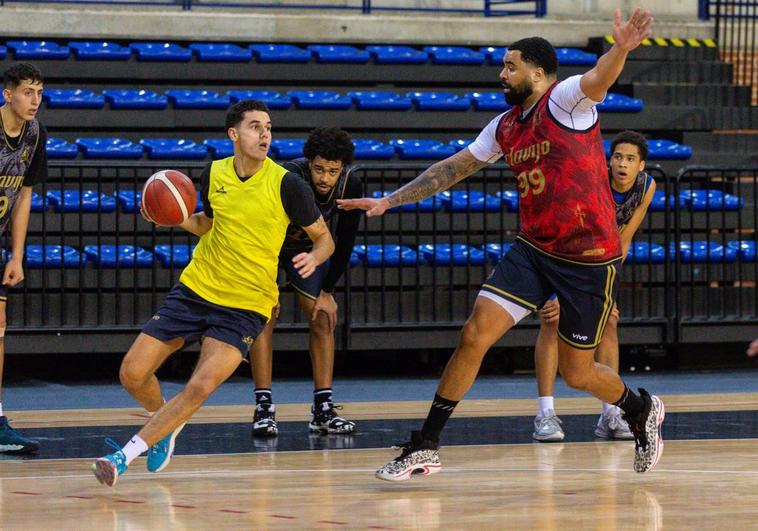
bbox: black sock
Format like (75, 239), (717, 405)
(614, 384), (644, 418)
(255, 388), (272, 407)
(314, 388), (333, 409)
(421, 393), (459, 442)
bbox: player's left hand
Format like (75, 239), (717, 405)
(747, 338), (758, 358)
(3, 258), (24, 287)
(312, 290), (338, 331)
(612, 7), (654, 52)
(292, 252), (318, 278)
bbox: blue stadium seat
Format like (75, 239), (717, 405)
(648, 191), (674, 211)
(26, 245), (84, 268)
(103, 89), (168, 110)
(308, 44), (370, 63)
(449, 139), (473, 152)
(671, 241), (737, 263)
(7, 40), (69, 60)
(141, 139), (207, 159)
(46, 138), (79, 159)
(366, 45), (428, 64)
(270, 139), (305, 160)
(154, 244), (196, 267)
(439, 190), (503, 212)
(46, 190), (118, 213)
(348, 91), (412, 111)
(249, 44), (312, 63)
(350, 251), (361, 267)
(494, 190), (519, 212)
(390, 139), (457, 159)
(189, 43), (252, 62)
(76, 138), (143, 159)
(597, 93), (644, 112)
(423, 46), (484, 65)
(479, 46), (508, 65)
(467, 92), (511, 112)
(30, 192), (47, 212)
(44, 89), (105, 109)
(114, 190), (141, 213)
(727, 240), (756, 262)
(626, 242), (666, 264)
(288, 90), (353, 110)
(0, 46), (6, 60)
(84, 245), (154, 268)
(353, 244), (420, 267)
(130, 42), (192, 61)
(602, 139), (612, 158)
(227, 90), (292, 110)
(408, 91), (471, 111)
(203, 139), (233, 159)
(370, 190), (441, 212)
(679, 189), (743, 211)
(483, 242), (512, 263)
(419, 243), (486, 265)
(165, 89), (230, 109)
(556, 47), (596, 65)
(353, 140), (395, 160)
(68, 41), (132, 60)
(647, 139), (692, 160)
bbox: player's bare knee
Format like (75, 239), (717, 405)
(119, 360), (148, 390)
(310, 313), (332, 339)
(560, 366), (591, 390)
(185, 377), (217, 403)
(458, 321), (490, 356)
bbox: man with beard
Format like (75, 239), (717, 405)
(339, 9), (664, 480)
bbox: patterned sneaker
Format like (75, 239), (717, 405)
(146, 423), (186, 473)
(252, 404), (278, 437)
(0, 416), (39, 454)
(309, 403), (356, 434)
(375, 431), (441, 482)
(623, 389), (665, 473)
(92, 438), (128, 487)
(595, 411), (635, 440)
(532, 410), (565, 442)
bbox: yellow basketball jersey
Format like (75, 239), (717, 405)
(180, 156), (289, 318)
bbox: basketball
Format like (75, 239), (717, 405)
(141, 169), (197, 226)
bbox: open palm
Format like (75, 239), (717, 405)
(612, 8), (654, 52)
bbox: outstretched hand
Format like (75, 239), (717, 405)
(612, 7), (654, 52)
(337, 197), (390, 217)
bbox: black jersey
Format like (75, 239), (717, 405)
(611, 171), (653, 230)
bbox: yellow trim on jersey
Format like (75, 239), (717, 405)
(291, 283), (318, 301)
(594, 264), (617, 345)
(0, 296), (7, 302)
(516, 236), (621, 267)
(179, 156), (290, 318)
(481, 284), (537, 310)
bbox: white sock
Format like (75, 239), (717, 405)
(602, 402), (622, 415)
(538, 396), (554, 416)
(0, 402), (4, 417)
(121, 435), (149, 465)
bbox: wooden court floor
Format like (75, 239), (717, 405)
(2, 394), (758, 530)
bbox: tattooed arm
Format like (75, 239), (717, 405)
(337, 148), (490, 217)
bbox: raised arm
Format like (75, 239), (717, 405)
(580, 8), (653, 102)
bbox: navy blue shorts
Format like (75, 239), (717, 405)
(480, 238), (620, 350)
(142, 284), (267, 357)
(280, 257), (328, 300)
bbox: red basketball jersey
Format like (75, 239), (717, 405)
(495, 83), (620, 263)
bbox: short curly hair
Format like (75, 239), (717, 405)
(611, 130), (648, 161)
(303, 127), (354, 166)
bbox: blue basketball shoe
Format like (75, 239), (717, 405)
(92, 438), (128, 487)
(146, 422), (186, 473)
(0, 416), (39, 454)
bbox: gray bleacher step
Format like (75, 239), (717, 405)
(683, 132), (758, 153)
(632, 83), (752, 107)
(589, 37), (720, 61)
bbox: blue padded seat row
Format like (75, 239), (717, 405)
(424, 46), (485, 65)
(480, 46), (508, 64)
(271, 139), (305, 160)
(603, 139), (692, 160)
(46, 138), (79, 159)
(227, 90), (292, 110)
(366, 45), (428, 64)
(26, 245), (84, 268)
(83, 245), (153, 268)
(0, 45), (6, 60)
(596, 93), (644, 112)
(353, 140), (395, 160)
(555, 47), (597, 65)
(679, 189), (743, 211)
(408, 91), (471, 111)
(308, 44), (370, 64)
(449, 139), (474, 152)
(6, 40), (70, 60)
(419, 243), (486, 265)
(77, 138), (143, 159)
(348, 91), (412, 111)
(467, 92), (511, 112)
(648, 191), (674, 211)
(390, 139), (457, 159)
(165, 89), (230, 109)
(154, 244), (196, 267)
(370, 191), (441, 212)
(68, 41), (131, 60)
(626, 242), (667, 264)
(204, 139), (234, 159)
(671, 241), (737, 263)
(439, 191), (503, 212)
(30, 192), (48, 212)
(44, 89), (105, 109)
(113, 189), (203, 214)
(130, 42), (192, 62)
(140, 139), (207, 159)
(103, 89), (168, 110)
(288, 90), (352, 110)
(46, 190), (118, 213)
(727, 240), (756, 262)
(189, 43), (252, 62)
(249, 44), (311, 63)
(353, 244), (420, 266)
(494, 190), (520, 212)
(483, 243), (512, 262)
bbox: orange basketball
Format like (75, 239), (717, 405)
(141, 170), (197, 226)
